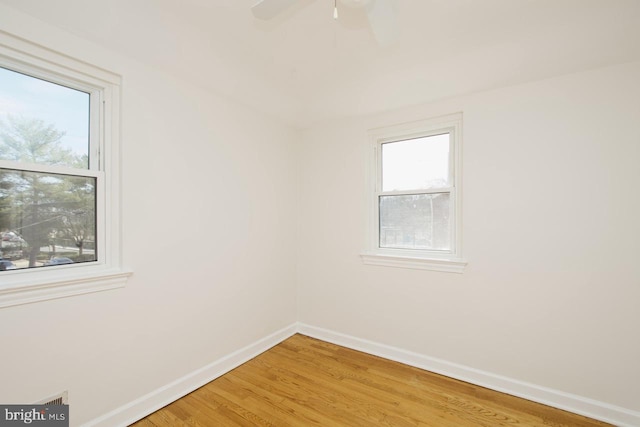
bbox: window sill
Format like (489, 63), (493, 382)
(360, 253), (467, 273)
(0, 267), (132, 308)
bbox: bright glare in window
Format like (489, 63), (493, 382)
(381, 134), (450, 192)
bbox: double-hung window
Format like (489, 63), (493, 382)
(362, 113), (466, 273)
(0, 32), (129, 307)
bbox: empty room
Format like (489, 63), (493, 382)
(0, 0), (639, 426)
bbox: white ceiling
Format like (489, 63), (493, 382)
(2, 0), (640, 127)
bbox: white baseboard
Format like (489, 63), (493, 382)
(82, 323), (298, 427)
(84, 322), (640, 427)
(298, 323), (640, 427)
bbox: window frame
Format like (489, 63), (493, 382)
(0, 31), (131, 307)
(361, 113), (467, 273)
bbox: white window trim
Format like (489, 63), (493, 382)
(0, 31), (131, 308)
(361, 113), (467, 273)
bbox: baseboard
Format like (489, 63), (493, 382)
(298, 323), (640, 427)
(82, 323), (298, 427)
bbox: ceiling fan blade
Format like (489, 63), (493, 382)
(251, 0), (301, 20)
(366, 0), (398, 47)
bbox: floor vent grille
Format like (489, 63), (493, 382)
(37, 391), (68, 405)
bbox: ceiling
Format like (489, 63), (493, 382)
(2, 0), (640, 127)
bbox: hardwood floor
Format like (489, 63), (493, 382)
(130, 334), (610, 426)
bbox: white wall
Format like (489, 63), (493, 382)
(0, 5), (298, 425)
(2, 2), (640, 424)
(297, 60), (640, 412)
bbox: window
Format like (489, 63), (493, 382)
(0, 67), (97, 270)
(362, 113), (466, 273)
(0, 32), (130, 307)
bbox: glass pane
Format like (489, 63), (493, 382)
(382, 134), (450, 191)
(379, 193), (450, 250)
(0, 168), (96, 271)
(0, 67), (90, 168)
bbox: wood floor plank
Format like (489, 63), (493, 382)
(229, 361), (367, 426)
(202, 378), (290, 426)
(264, 340), (518, 426)
(251, 348), (446, 426)
(210, 367), (334, 426)
(130, 334), (612, 427)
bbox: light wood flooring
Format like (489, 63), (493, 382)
(130, 334), (611, 426)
